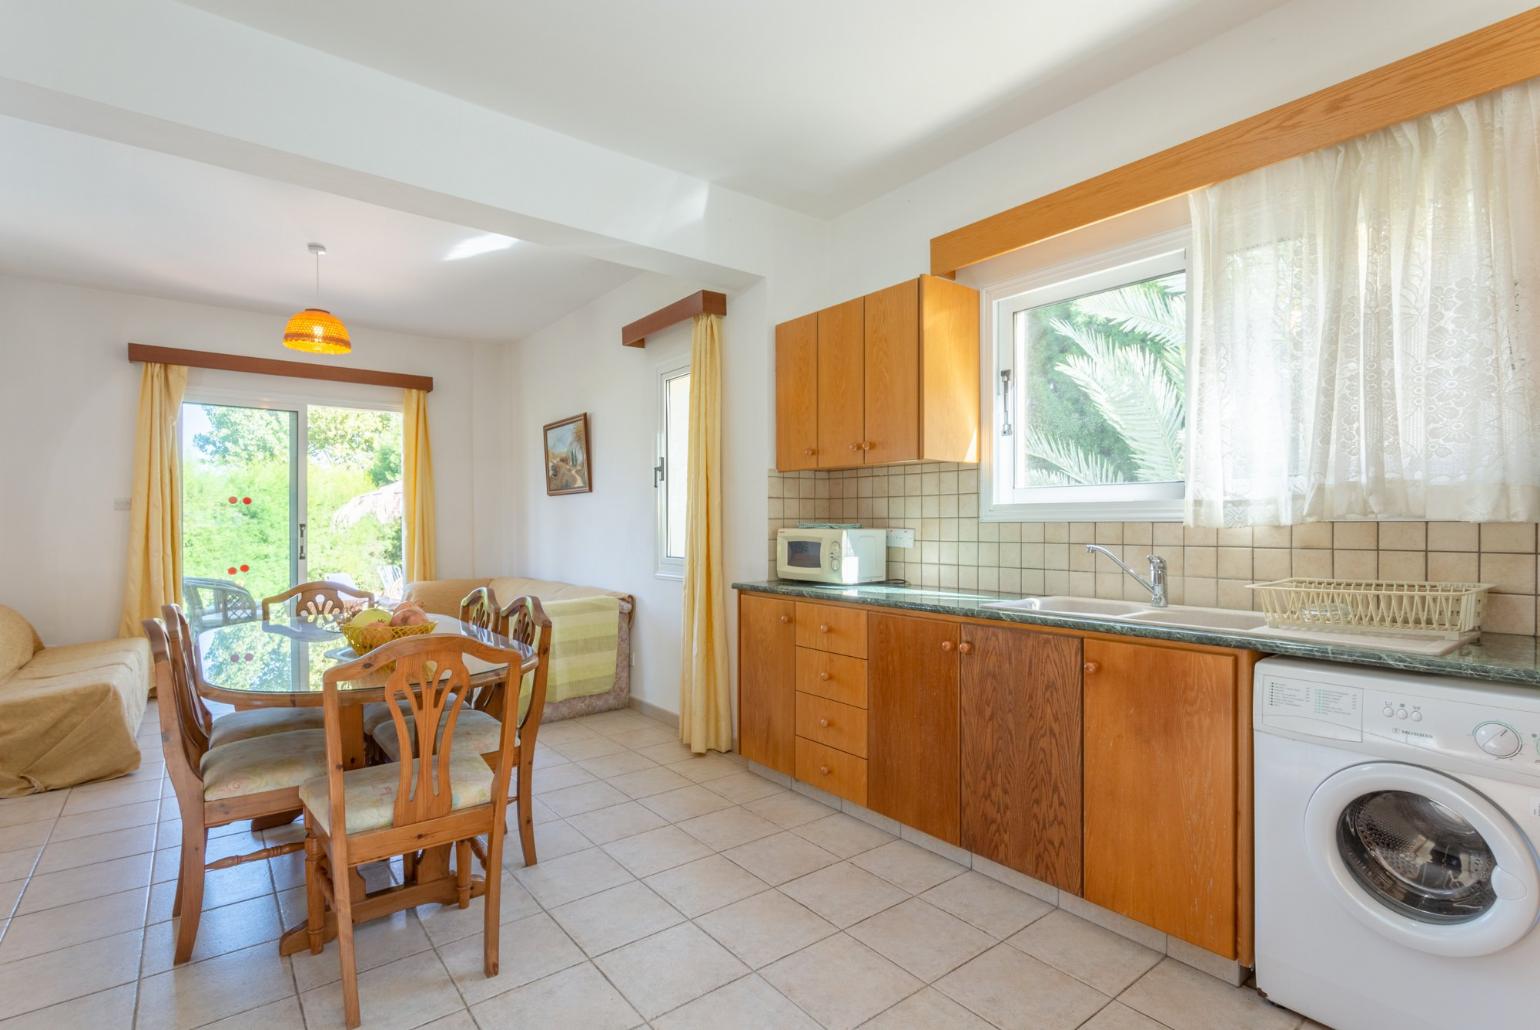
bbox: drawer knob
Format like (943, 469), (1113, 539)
(818, 765), (831, 775)
(818, 671), (830, 681)
(940, 640), (954, 652)
(958, 641), (974, 655)
(803, 447), (815, 456)
(1083, 661), (1099, 674)
(849, 442), (861, 452)
(819, 623), (830, 634)
(778, 614), (790, 624)
(818, 718), (830, 728)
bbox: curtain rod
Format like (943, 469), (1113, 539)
(126, 343), (434, 392)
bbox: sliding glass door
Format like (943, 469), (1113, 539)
(180, 399), (403, 629)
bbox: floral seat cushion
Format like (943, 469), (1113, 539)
(299, 754), (494, 835)
(200, 729), (330, 801)
(370, 707), (504, 762)
(208, 707), (327, 748)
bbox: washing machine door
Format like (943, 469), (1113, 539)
(1305, 762), (1540, 957)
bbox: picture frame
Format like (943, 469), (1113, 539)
(543, 412), (593, 495)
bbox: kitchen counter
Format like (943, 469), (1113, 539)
(732, 580), (1540, 688)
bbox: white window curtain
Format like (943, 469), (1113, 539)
(1185, 79), (1540, 527)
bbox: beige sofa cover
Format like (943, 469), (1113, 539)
(0, 605), (150, 797)
(403, 577), (635, 721)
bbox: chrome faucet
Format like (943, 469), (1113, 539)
(1084, 545), (1168, 607)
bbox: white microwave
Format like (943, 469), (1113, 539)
(776, 527), (887, 585)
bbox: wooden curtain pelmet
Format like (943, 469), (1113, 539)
(620, 290), (727, 348)
(126, 343), (433, 392)
(929, 8), (1540, 276)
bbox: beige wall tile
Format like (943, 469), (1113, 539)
(1427, 522), (1479, 551)
(1184, 578), (1217, 606)
(1183, 526), (1216, 546)
(1217, 580), (1254, 611)
(1378, 551), (1426, 582)
(1095, 523), (1123, 545)
(1122, 523), (1152, 546)
(1216, 548), (1251, 581)
(1333, 522), (1378, 549)
(1252, 549), (1290, 582)
(1184, 547), (1217, 578)
(1252, 526), (1291, 549)
(1377, 522), (1426, 550)
(1333, 550), (1377, 580)
(1427, 551), (1479, 583)
(1216, 527), (1252, 547)
(1484, 594), (1537, 635)
(1291, 550), (1332, 578)
(1481, 523), (1537, 553)
(1292, 523), (1332, 549)
(1152, 523), (1183, 546)
(1480, 553), (1538, 595)
(1044, 523), (1069, 543)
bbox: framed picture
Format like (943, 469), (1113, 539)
(543, 413), (593, 495)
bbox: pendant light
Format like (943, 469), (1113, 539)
(282, 242), (351, 354)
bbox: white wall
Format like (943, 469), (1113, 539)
(0, 275), (494, 645)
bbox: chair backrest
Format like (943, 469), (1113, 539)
(144, 618), (208, 804)
(262, 580), (376, 621)
(164, 604), (215, 740)
(501, 596), (554, 737)
(319, 632), (530, 835)
(183, 577), (259, 631)
(458, 586), (505, 636)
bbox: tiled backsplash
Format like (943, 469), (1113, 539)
(766, 462), (1540, 636)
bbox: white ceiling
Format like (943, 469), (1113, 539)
(182, 0), (1289, 216)
(0, 116), (639, 342)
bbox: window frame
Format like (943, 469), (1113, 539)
(654, 358), (691, 580)
(980, 230), (1191, 523)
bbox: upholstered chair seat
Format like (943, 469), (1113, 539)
(370, 707), (503, 762)
(207, 707), (328, 748)
(199, 729), (331, 801)
(298, 753), (494, 835)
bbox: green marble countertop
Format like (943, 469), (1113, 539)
(732, 580), (1540, 688)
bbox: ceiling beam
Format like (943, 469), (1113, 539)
(930, 7), (1540, 276)
(127, 343), (433, 392)
(620, 290), (727, 348)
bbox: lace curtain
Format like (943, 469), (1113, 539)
(1185, 79), (1540, 527)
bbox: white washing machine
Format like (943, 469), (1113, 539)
(1254, 657), (1540, 1030)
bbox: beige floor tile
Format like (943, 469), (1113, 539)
(517, 818), (593, 862)
(921, 870), (1054, 939)
(137, 939), (293, 1030)
(779, 861), (907, 928)
(566, 801), (670, 846)
(300, 949), (464, 1030)
(60, 777), (161, 815)
(0, 820), (54, 855)
(1007, 909), (1161, 995)
(850, 897), (994, 981)
(744, 790), (839, 828)
(677, 807), (780, 851)
(513, 847), (633, 909)
(763, 933), (922, 1030)
(860, 987), (993, 1029)
(577, 750), (657, 779)
(294, 909), (436, 990)
(414, 1011), (477, 1030)
(0, 886), (147, 964)
(0, 794), (65, 830)
(48, 800), (158, 842)
(596, 922), (748, 1019)
(643, 854), (769, 918)
(146, 858), (272, 922)
(197, 995), (306, 1029)
(653, 972), (821, 1030)
(435, 911), (585, 1004)
(32, 823), (158, 875)
(530, 761), (598, 793)
(632, 739), (696, 765)
(470, 961), (642, 1030)
(607, 765), (694, 800)
(638, 785), (735, 823)
(140, 893), (283, 976)
(550, 881), (683, 956)
(0, 880), (20, 921)
(724, 831), (837, 886)
(16, 852), (153, 915)
(0, 846), (37, 884)
(1081, 1001), (1170, 1030)
(850, 840), (966, 894)
(696, 889), (836, 968)
(548, 734), (628, 761)
(0, 928), (142, 1020)
(937, 944), (1108, 1030)
(705, 772), (788, 804)
(603, 825), (712, 878)
(604, 723), (679, 749)
(792, 812), (896, 859)
(1119, 958), (1301, 1030)
(534, 721), (602, 746)
(0, 982), (137, 1030)
(666, 753), (744, 784)
(541, 780), (630, 817)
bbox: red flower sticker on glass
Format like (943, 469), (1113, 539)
(227, 496), (238, 504)
(227, 566), (237, 575)
(243, 652), (253, 661)
(239, 564), (249, 572)
(242, 497), (252, 505)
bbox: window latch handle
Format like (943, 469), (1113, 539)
(653, 458), (665, 487)
(999, 369), (1014, 437)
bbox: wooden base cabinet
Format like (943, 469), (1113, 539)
(867, 613), (961, 845)
(737, 594), (796, 775)
(960, 625), (1083, 894)
(1081, 638), (1242, 958)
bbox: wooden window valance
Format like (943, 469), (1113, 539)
(621, 290), (726, 348)
(930, 8), (1540, 276)
(126, 343), (433, 392)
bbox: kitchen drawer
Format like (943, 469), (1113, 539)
(795, 692), (868, 758)
(795, 648), (868, 707)
(796, 737), (867, 805)
(795, 602), (868, 658)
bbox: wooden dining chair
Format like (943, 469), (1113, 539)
(261, 580), (376, 621)
(301, 633), (531, 1029)
(458, 585), (505, 635)
(146, 614), (330, 964)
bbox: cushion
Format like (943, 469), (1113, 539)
(402, 578), (492, 618)
(486, 576), (628, 605)
(199, 729), (330, 801)
(208, 707), (328, 749)
(299, 753), (494, 835)
(371, 707), (504, 762)
(0, 605), (42, 683)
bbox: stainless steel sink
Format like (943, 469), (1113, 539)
(984, 595), (1268, 633)
(1122, 607), (1268, 632)
(983, 596), (1149, 617)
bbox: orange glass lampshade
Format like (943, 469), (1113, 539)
(282, 308), (351, 354)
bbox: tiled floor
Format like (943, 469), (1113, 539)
(0, 706), (1316, 1029)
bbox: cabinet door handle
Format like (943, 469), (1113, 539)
(940, 640), (954, 652)
(958, 641), (974, 655)
(778, 614), (790, 624)
(818, 718), (830, 728)
(818, 764), (831, 776)
(819, 623), (830, 634)
(1083, 661), (1099, 675)
(818, 671), (830, 681)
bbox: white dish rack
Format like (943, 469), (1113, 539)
(1247, 578), (1492, 640)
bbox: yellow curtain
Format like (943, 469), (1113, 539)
(403, 388), (437, 584)
(119, 362), (188, 637)
(679, 313), (731, 753)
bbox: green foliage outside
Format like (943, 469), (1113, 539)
(1021, 272), (1186, 487)
(182, 404), (404, 602)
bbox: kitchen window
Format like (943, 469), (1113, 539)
(654, 360), (691, 578)
(984, 235), (1189, 521)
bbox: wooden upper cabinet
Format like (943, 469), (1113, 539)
(738, 594), (797, 776)
(773, 275), (979, 471)
(863, 279), (920, 464)
(960, 624), (1083, 894)
(867, 612), (961, 845)
(1082, 638), (1238, 957)
(774, 313), (819, 471)
(816, 297), (865, 468)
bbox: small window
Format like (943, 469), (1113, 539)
(986, 242), (1188, 521)
(655, 362), (691, 578)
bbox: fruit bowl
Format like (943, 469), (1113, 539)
(340, 617), (434, 656)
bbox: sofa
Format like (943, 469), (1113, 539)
(0, 605), (150, 796)
(403, 576), (634, 722)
